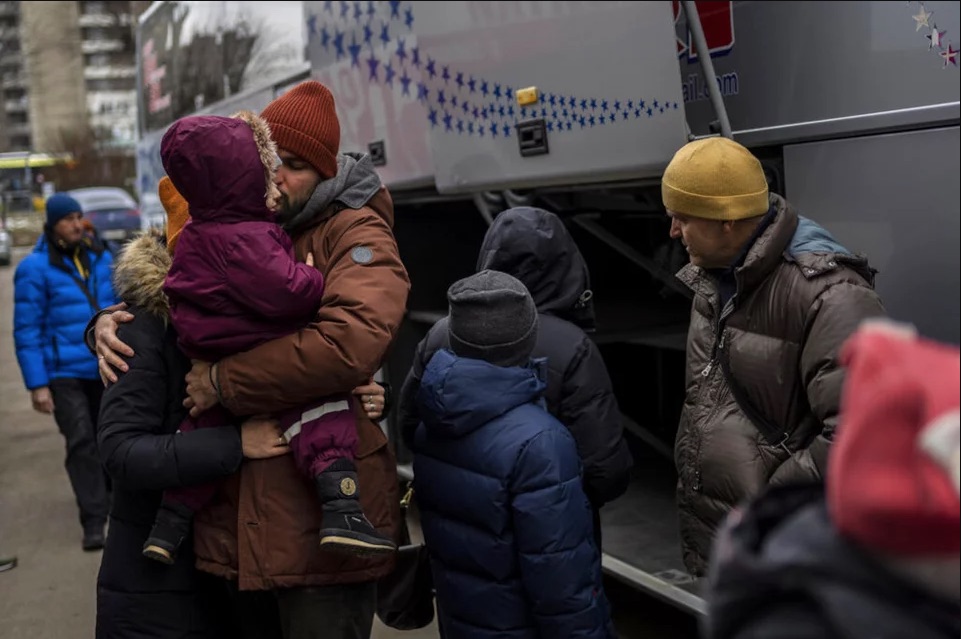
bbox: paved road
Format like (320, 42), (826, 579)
(0, 246), (698, 638)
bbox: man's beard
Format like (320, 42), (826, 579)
(275, 192), (307, 225)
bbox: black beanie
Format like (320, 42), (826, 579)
(447, 270), (538, 367)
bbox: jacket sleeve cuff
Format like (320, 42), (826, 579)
(177, 425), (244, 480)
(84, 309), (109, 354)
(216, 358), (241, 415)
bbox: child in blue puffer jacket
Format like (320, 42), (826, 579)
(412, 269), (615, 639)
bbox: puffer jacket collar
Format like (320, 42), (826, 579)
(37, 231), (105, 272)
(676, 194), (874, 304)
(417, 349), (548, 439)
(676, 194), (797, 297)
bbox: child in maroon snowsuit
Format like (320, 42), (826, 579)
(141, 112), (395, 565)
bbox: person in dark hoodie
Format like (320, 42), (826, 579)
(399, 206), (633, 538)
(414, 269), (616, 639)
(139, 110), (394, 566)
(87, 80), (408, 637)
(704, 319), (960, 639)
(94, 189), (291, 639)
(13, 192), (117, 551)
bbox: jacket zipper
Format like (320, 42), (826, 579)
(701, 299), (735, 378)
(691, 298), (736, 494)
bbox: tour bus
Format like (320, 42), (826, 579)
(135, 0), (960, 615)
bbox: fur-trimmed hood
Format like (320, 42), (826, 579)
(112, 232), (171, 319)
(159, 110), (280, 223)
(232, 109), (282, 211)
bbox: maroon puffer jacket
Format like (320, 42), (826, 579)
(160, 113), (325, 362)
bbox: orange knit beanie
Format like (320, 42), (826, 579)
(159, 176), (189, 255)
(260, 80), (340, 179)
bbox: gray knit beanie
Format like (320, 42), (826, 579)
(447, 270), (538, 367)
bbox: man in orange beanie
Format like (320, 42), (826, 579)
(663, 136), (887, 576)
(703, 319), (960, 639)
(89, 80), (410, 637)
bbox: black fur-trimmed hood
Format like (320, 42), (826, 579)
(111, 232), (171, 320)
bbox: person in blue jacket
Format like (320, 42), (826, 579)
(413, 269), (615, 639)
(13, 192), (117, 550)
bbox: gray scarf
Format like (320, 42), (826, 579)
(279, 152), (382, 235)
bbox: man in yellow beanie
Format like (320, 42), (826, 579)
(662, 136), (887, 577)
(89, 80), (410, 636)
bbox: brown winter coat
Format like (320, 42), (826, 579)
(675, 194), (885, 577)
(193, 187), (410, 590)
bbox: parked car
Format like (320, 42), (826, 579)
(0, 221), (11, 266)
(1, 190), (34, 266)
(139, 191), (166, 232)
(68, 187), (141, 244)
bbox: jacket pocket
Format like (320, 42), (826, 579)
(354, 405), (389, 458)
(353, 405), (399, 539)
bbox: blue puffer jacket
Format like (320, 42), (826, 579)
(414, 349), (614, 639)
(14, 234), (117, 390)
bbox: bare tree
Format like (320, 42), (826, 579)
(44, 125), (135, 192)
(18, 1), (139, 191)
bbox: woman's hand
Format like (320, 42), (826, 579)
(353, 381), (386, 421)
(95, 305), (135, 385)
(241, 415), (290, 459)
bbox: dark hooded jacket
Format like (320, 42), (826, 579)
(96, 233), (243, 639)
(414, 349), (615, 639)
(705, 483), (961, 639)
(399, 207), (633, 508)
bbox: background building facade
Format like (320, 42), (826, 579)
(1, 0), (148, 155)
(1, 1), (150, 192)
(0, 1), (29, 151)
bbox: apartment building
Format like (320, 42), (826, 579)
(0, 0), (147, 155)
(0, 1), (29, 151)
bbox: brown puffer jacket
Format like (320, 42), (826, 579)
(675, 194), (885, 577)
(193, 177), (410, 590)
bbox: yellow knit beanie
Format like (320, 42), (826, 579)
(662, 137), (769, 221)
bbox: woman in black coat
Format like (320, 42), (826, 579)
(95, 232), (288, 638)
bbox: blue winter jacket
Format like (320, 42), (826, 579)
(414, 349), (614, 639)
(14, 234), (117, 390)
